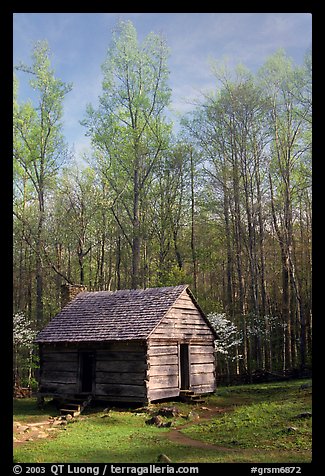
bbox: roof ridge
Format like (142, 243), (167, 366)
(75, 284), (188, 295)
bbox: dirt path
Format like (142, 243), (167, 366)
(164, 405), (235, 452)
(166, 427), (234, 451)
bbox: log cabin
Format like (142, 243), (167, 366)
(35, 284), (217, 404)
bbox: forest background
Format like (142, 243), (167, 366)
(13, 17), (312, 387)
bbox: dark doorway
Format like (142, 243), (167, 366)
(79, 352), (95, 393)
(179, 344), (190, 390)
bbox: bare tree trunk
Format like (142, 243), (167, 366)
(231, 144), (249, 376)
(255, 159), (271, 370)
(132, 156), (141, 289)
(223, 184), (233, 316)
(190, 149), (198, 294)
(116, 235), (121, 290)
(36, 189), (44, 326)
(269, 172), (292, 370)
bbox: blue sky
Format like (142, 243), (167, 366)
(13, 13), (312, 157)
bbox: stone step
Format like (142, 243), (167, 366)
(179, 390), (205, 403)
(59, 395), (92, 417)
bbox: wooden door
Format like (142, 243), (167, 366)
(179, 344), (190, 390)
(79, 352), (95, 393)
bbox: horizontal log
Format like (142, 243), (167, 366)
(101, 341), (145, 352)
(167, 305), (201, 313)
(147, 387), (179, 402)
(156, 322), (210, 331)
(148, 337), (213, 345)
(151, 330), (213, 339)
(39, 372), (77, 384)
(149, 354), (178, 366)
(191, 372), (215, 386)
(91, 395), (148, 403)
(190, 353), (215, 364)
(96, 351), (145, 361)
(190, 345), (215, 354)
(162, 315), (205, 326)
(42, 361), (78, 372)
(147, 345), (178, 356)
(96, 360), (147, 372)
(172, 298), (198, 311)
(96, 371), (145, 385)
(39, 382), (77, 394)
(40, 345), (77, 353)
(166, 308), (202, 318)
(191, 363), (215, 374)
(41, 341), (146, 352)
(172, 303), (198, 311)
(78, 342), (145, 352)
(95, 383), (146, 398)
(148, 364), (178, 377)
(191, 383), (216, 393)
(152, 326), (212, 334)
(41, 353), (78, 362)
(148, 374), (179, 390)
(175, 294), (195, 304)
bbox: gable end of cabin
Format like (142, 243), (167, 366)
(146, 288), (216, 402)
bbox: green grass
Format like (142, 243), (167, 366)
(182, 379), (312, 461)
(13, 379), (312, 463)
(14, 408), (210, 463)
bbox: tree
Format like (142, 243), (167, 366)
(208, 312), (243, 381)
(182, 53), (311, 374)
(146, 142), (189, 285)
(259, 49), (312, 369)
(182, 66), (269, 373)
(13, 41), (72, 325)
(58, 166), (99, 285)
(82, 20), (171, 288)
(13, 312), (37, 387)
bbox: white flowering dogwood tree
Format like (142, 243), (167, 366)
(13, 312), (37, 388)
(207, 312), (243, 379)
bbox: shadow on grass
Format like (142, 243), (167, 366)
(13, 398), (58, 420)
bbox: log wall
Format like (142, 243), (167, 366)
(150, 292), (215, 341)
(189, 344), (216, 394)
(94, 342), (147, 401)
(39, 345), (79, 395)
(38, 342), (148, 402)
(147, 343), (180, 401)
(147, 290), (216, 401)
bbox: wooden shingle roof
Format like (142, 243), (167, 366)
(35, 285), (191, 343)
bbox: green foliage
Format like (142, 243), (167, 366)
(155, 265), (188, 287)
